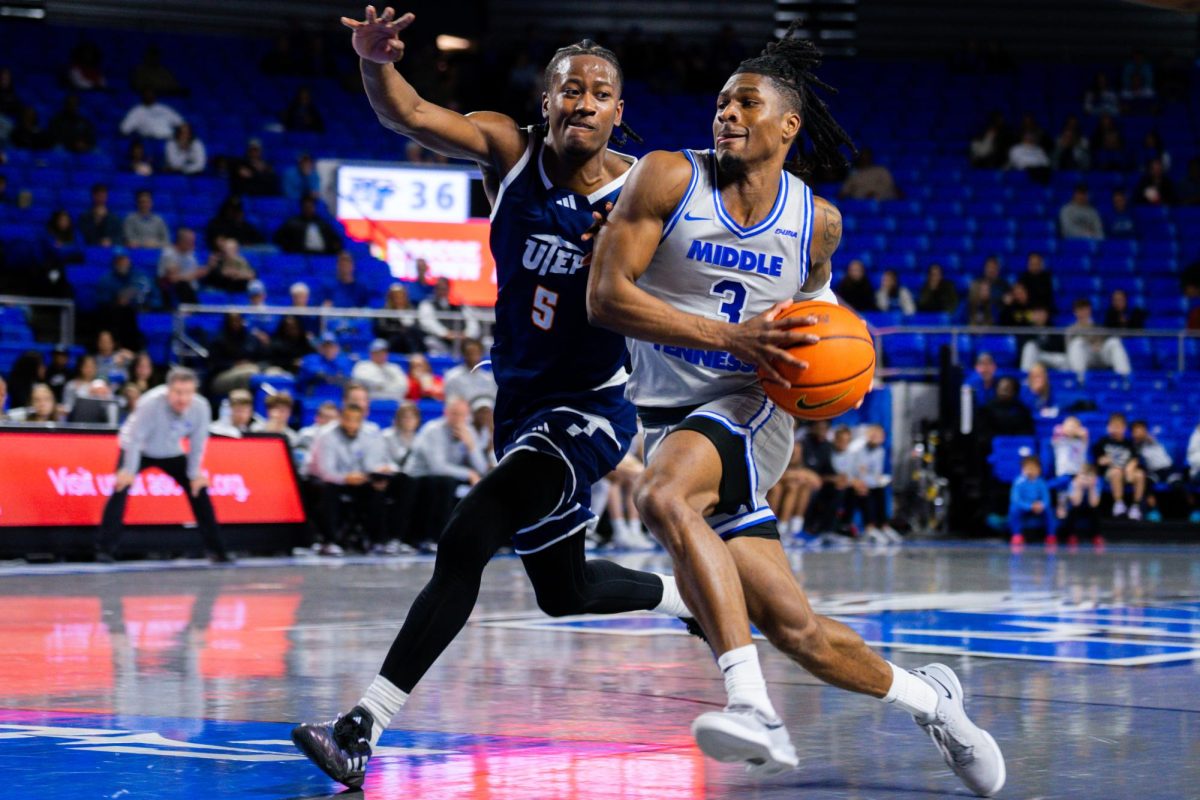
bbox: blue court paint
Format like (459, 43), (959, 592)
(483, 592), (1200, 666)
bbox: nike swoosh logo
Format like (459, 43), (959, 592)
(683, 212), (710, 221)
(794, 389), (851, 411)
(722, 660), (748, 673)
(918, 670), (953, 699)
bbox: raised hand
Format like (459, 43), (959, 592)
(725, 300), (819, 386)
(340, 5), (416, 64)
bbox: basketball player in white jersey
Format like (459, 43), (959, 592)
(588, 28), (1005, 796)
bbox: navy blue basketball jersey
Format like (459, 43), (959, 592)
(488, 130), (634, 399)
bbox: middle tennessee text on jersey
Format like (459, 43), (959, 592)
(488, 129), (636, 399)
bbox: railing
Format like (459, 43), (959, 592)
(870, 324), (1200, 378)
(0, 295), (75, 346)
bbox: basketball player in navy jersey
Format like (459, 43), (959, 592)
(290, 7), (692, 789)
(588, 28), (1005, 795)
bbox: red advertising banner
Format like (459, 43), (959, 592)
(0, 431), (305, 527)
(340, 218), (498, 307)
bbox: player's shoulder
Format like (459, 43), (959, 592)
(464, 111), (529, 173)
(620, 150), (697, 211)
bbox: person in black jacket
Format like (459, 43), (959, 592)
(273, 196), (343, 254)
(977, 377), (1035, 442)
(1103, 289), (1147, 329)
(205, 195), (266, 250)
(835, 259), (878, 312)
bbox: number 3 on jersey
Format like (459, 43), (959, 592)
(710, 278), (747, 323)
(532, 285), (559, 331)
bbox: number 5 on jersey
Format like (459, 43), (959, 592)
(532, 285), (559, 331)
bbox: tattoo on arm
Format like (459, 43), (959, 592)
(820, 204), (842, 257)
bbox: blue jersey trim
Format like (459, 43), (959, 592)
(660, 149), (701, 242)
(800, 182), (814, 286)
(710, 150), (789, 240)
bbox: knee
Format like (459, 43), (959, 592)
(759, 612), (828, 667)
(634, 481), (690, 550)
(533, 586), (584, 618)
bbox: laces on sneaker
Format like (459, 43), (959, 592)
(333, 709), (373, 757)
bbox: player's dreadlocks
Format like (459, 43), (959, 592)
(540, 40), (643, 148)
(732, 22), (855, 179)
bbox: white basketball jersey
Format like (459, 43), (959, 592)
(626, 149), (815, 408)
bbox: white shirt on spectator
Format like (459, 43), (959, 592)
(443, 364), (497, 403)
(1008, 143), (1050, 170)
(165, 138), (207, 174)
(351, 359), (410, 400)
(119, 102), (184, 140)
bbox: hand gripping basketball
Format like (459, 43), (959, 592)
(725, 300), (820, 387)
(341, 5), (416, 64)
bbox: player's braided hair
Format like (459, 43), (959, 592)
(732, 22), (855, 178)
(539, 40), (643, 148)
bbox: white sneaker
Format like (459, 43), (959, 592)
(612, 521), (655, 551)
(1128, 504), (1142, 521)
(911, 663), (1006, 797)
(881, 525), (903, 544)
(691, 704), (798, 777)
(863, 526), (890, 546)
(1113, 500), (1128, 517)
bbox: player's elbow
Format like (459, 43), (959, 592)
(586, 281), (622, 330)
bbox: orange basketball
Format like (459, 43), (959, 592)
(758, 301), (876, 421)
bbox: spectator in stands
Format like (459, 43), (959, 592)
(875, 269), (915, 316)
(205, 195), (266, 249)
(1020, 363), (1057, 417)
(835, 259), (877, 312)
(383, 402), (421, 469)
(77, 184), (122, 246)
(1134, 158), (1177, 206)
(126, 139), (154, 176)
(299, 332), (353, 391)
(94, 330), (134, 383)
(48, 94), (96, 154)
(309, 402), (390, 549)
(243, 280), (275, 341)
(130, 46), (185, 97)
(164, 122), (206, 175)
(282, 86), (325, 133)
(405, 353), (444, 401)
(287, 280), (322, 335)
(1188, 419), (1200, 524)
(799, 421), (839, 535)
(8, 382), (60, 423)
(1105, 189), (1138, 238)
(1091, 115), (1132, 173)
(969, 112), (1012, 169)
(998, 281), (1032, 327)
(1062, 464), (1103, 546)
(916, 263), (959, 314)
(342, 382), (379, 427)
(97, 253), (158, 346)
(443, 338), (496, 403)
(1103, 289), (1146, 330)
(230, 138), (280, 196)
(1059, 184), (1104, 240)
(1136, 131), (1171, 173)
(402, 258), (436, 305)
(295, 400), (339, 469)
(1051, 116), (1090, 171)
(1018, 252), (1054, 313)
(203, 238), (256, 293)
(1092, 412), (1145, 519)
(158, 227), (205, 306)
(119, 90), (183, 140)
(1006, 130), (1050, 175)
(375, 283), (425, 354)
(838, 148), (898, 201)
(274, 196), (342, 254)
(268, 315), (314, 374)
(127, 351), (158, 395)
(1067, 298), (1132, 380)
(66, 40), (106, 91)
(1121, 49), (1154, 100)
(1052, 415), (1090, 486)
(10, 107), (53, 150)
(1083, 72), (1119, 117)
(406, 395), (489, 490)
(419, 277), (482, 352)
(210, 388), (258, 437)
(966, 352), (998, 407)
(0, 67), (26, 125)
(252, 391), (298, 446)
(44, 208), (83, 257)
(5, 350), (45, 409)
(321, 251), (372, 307)
(123, 190), (170, 249)
(1019, 306), (1068, 371)
(768, 437), (822, 539)
(282, 153), (320, 201)
(471, 396), (498, 473)
(62, 354), (99, 412)
(209, 312), (265, 395)
(976, 376), (1035, 440)
(827, 426), (862, 534)
(852, 424), (896, 544)
(1177, 156), (1200, 206)
(1130, 420), (1173, 523)
(967, 256), (1009, 325)
(1008, 455), (1055, 549)
(352, 339), (410, 401)
(43, 346), (71, 401)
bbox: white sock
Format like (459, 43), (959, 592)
(612, 517), (630, 540)
(653, 573), (690, 617)
(794, 516), (805, 533)
(357, 674), (409, 747)
(881, 662), (939, 721)
(717, 644), (778, 720)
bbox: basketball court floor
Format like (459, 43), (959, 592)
(2, 542), (1198, 799)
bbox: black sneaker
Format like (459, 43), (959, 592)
(291, 705), (375, 789)
(681, 616), (709, 644)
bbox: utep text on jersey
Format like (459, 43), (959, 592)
(488, 130), (635, 399)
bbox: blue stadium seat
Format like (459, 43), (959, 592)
(882, 333), (926, 368)
(988, 436), (1037, 483)
(975, 334), (1018, 368)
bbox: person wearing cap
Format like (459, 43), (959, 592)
(443, 338), (496, 405)
(244, 279), (276, 342)
(210, 388), (259, 437)
(352, 339), (409, 401)
(299, 333), (353, 391)
(321, 251), (373, 308)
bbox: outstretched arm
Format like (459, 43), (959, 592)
(342, 6), (525, 170)
(587, 151), (818, 385)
